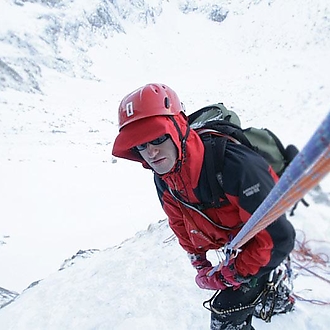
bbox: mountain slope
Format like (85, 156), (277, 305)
(0, 208), (329, 329)
(0, 0), (329, 328)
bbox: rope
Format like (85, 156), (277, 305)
(292, 293), (330, 306)
(291, 229), (330, 305)
(226, 111), (330, 253)
(292, 260), (330, 285)
(163, 234), (176, 244)
(293, 230), (330, 267)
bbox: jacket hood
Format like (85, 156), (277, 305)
(112, 113), (189, 168)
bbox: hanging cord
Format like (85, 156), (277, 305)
(163, 233), (176, 244)
(292, 260), (330, 285)
(292, 229), (330, 266)
(291, 291), (330, 306)
(168, 187), (243, 231)
(291, 229), (330, 305)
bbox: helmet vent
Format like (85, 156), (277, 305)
(164, 97), (170, 109)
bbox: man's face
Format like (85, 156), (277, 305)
(137, 135), (178, 174)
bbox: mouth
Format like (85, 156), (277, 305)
(151, 157), (166, 165)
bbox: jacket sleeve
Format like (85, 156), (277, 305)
(222, 142), (296, 278)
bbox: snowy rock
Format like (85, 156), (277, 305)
(0, 287), (19, 309)
(59, 249), (100, 271)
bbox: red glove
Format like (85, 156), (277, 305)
(195, 267), (227, 291)
(188, 253), (247, 291)
(220, 259), (251, 289)
(188, 252), (212, 270)
(188, 252), (226, 291)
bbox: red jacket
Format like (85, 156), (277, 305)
(154, 128), (295, 278)
(113, 113), (295, 279)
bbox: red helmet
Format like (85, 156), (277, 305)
(118, 83), (183, 130)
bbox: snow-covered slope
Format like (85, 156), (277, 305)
(0, 0), (329, 329)
(0, 212), (330, 329)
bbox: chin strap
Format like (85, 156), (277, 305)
(169, 116), (190, 168)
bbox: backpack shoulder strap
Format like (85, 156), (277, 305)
(198, 133), (230, 208)
(168, 131), (231, 210)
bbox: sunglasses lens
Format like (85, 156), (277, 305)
(135, 143), (147, 151)
(135, 135), (169, 151)
(150, 134), (169, 145)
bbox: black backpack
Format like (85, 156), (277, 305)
(165, 103), (307, 227)
(189, 103), (299, 176)
(186, 103), (302, 212)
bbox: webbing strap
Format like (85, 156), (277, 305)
(202, 134), (228, 205)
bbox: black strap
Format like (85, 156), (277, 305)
(202, 134), (228, 206)
(289, 198), (310, 216)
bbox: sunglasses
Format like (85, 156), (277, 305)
(135, 134), (170, 151)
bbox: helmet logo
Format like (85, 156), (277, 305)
(126, 102), (134, 117)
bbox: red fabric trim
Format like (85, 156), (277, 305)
(112, 113), (189, 166)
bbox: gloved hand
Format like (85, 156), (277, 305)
(195, 267), (227, 291)
(188, 252), (244, 291)
(220, 259), (251, 289)
(188, 252), (212, 270)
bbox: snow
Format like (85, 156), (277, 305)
(0, 0), (329, 329)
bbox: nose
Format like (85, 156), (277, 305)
(146, 143), (159, 158)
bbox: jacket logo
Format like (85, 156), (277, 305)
(243, 183), (260, 197)
(126, 102), (134, 117)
